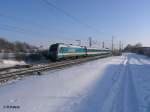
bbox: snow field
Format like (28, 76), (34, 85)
(0, 53), (150, 112)
(0, 56), (123, 112)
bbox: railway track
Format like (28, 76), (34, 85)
(0, 54), (112, 83)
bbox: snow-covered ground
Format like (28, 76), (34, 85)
(0, 60), (25, 68)
(0, 53), (150, 112)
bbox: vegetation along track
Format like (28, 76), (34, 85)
(0, 54), (111, 83)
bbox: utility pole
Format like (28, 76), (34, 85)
(119, 41), (121, 51)
(112, 36), (114, 51)
(122, 42), (124, 51)
(102, 41), (105, 48)
(89, 37), (92, 47)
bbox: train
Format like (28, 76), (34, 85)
(48, 43), (112, 61)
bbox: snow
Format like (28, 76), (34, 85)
(0, 53), (150, 112)
(0, 59), (25, 68)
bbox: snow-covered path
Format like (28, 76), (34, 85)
(0, 53), (150, 112)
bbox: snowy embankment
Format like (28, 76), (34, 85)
(0, 53), (150, 112)
(0, 60), (25, 68)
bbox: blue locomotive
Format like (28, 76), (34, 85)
(48, 43), (111, 61)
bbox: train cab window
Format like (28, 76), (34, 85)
(50, 44), (58, 52)
(59, 47), (64, 53)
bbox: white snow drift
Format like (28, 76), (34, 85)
(0, 59), (25, 68)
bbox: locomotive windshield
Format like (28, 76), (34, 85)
(50, 44), (58, 52)
(48, 44), (59, 61)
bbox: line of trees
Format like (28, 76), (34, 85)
(0, 37), (37, 53)
(124, 43), (143, 53)
(0, 37), (50, 61)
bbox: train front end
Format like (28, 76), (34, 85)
(48, 43), (59, 61)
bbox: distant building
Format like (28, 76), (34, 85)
(133, 46), (150, 56)
(142, 47), (150, 56)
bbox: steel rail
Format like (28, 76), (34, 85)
(0, 54), (111, 83)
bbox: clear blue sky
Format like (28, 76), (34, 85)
(0, 0), (150, 48)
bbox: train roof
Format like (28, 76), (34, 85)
(55, 43), (85, 48)
(50, 43), (111, 50)
(86, 47), (111, 50)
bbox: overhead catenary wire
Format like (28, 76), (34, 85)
(41, 0), (101, 33)
(0, 13), (117, 49)
(0, 24), (81, 43)
(0, 12), (45, 28)
(0, 27), (29, 34)
(0, 24), (31, 32)
(0, 2), (118, 47)
(0, 12), (83, 40)
(41, 0), (117, 48)
(0, 24), (45, 36)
